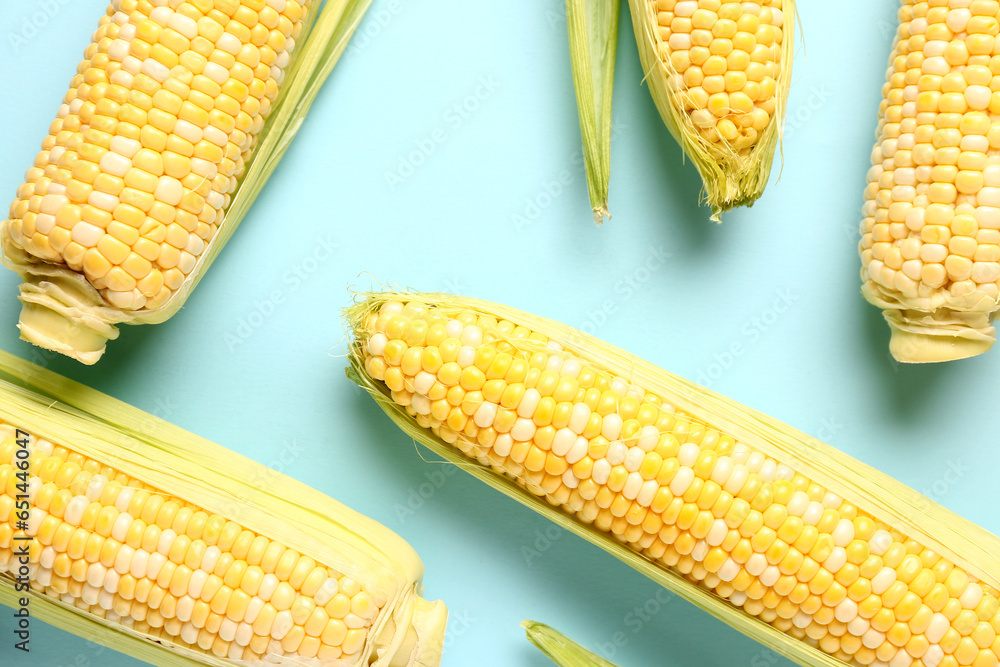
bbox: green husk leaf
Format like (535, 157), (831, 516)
(4, 0), (375, 363)
(345, 290), (1000, 667)
(626, 0), (796, 221)
(0, 349), (446, 666)
(566, 0), (619, 224)
(523, 621), (619, 667)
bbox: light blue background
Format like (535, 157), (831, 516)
(1, 2), (998, 666)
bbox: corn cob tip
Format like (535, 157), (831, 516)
(887, 321), (994, 364)
(17, 301), (115, 365)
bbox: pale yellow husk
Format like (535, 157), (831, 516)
(523, 620), (619, 667)
(0, 349), (446, 666)
(626, 0), (796, 221)
(345, 290), (1000, 667)
(1, 0), (374, 365)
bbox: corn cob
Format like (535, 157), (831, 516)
(628, 0), (795, 219)
(860, 0), (1000, 363)
(0, 350), (446, 666)
(347, 291), (1000, 667)
(1, 0), (370, 364)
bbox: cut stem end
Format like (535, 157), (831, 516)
(888, 325), (993, 364)
(18, 301), (117, 366)
(866, 286), (997, 363)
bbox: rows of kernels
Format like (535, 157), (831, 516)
(362, 300), (1000, 667)
(5, 0), (310, 311)
(0, 424), (380, 664)
(861, 1), (1000, 307)
(653, 0), (785, 153)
